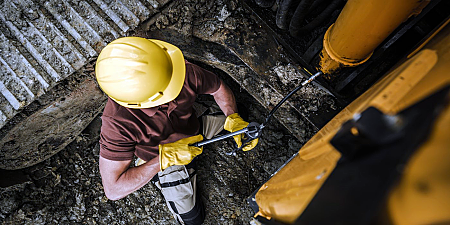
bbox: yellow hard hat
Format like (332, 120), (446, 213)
(95, 37), (185, 108)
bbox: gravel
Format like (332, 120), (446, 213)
(0, 0), (336, 224)
(0, 77), (306, 224)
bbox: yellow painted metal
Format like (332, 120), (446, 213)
(255, 148), (340, 223)
(255, 20), (450, 225)
(407, 18), (450, 59)
(388, 100), (450, 225)
(319, 0), (429, 74)
(387, 20), (450, 225)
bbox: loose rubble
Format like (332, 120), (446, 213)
(0, 72), (306, 224)
(0, 0), (338, 224)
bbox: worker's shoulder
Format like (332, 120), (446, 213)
(185, 60), (216, 79)
(185, 60), (205, 73)
(102, 98), (131, 118)
(184, 61), (199, 82)
(185, 60), (196, 75)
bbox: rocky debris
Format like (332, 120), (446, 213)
(0, 0), (339, 170)
(268, 63), (338, 118)
(138, 0), (341, 130)
(0, 69), (306, 224)
(0, 0), (341, 224)
(139, 34), (320, 142)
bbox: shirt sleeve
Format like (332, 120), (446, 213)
(187, 62), (221, 94)
(99, 115), (136, 161)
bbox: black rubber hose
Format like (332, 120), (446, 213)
(288, 0), (315, 36)
(255, 0), (276, 8)
(276, 0), (301, 29)
(262, 71), (323, 127)
(308, 0), (331, 14)
(290, 0), (343, 36)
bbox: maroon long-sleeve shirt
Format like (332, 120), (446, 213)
(99, 61), (221, 162)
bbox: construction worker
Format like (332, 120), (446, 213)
(95, 37), (257, 225)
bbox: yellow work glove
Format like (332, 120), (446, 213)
(223, 113), (258, 151)
(159, 134), (203, 171)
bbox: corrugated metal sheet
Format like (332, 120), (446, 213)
(0, 0), (169, 128)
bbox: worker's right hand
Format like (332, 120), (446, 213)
(159, 135), (204, 171)
(224, 113), (259, 151)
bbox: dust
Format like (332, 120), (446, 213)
(272, 63), (304, 86)
(0, 0), (336, 223)
(217, 5), (231, 22)
(0, 75), (306, 224)
(268, 63), (337, 114)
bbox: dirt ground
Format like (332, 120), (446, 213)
(0, 0), (324, 224)
(0, 69), (308, 224)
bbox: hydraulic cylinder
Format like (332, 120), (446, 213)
(319, 0), (429, 74)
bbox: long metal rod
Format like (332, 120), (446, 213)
(192, 71), (323, 148)
(192, 127), (249, 147)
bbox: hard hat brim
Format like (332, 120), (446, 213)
(112, 39), (186, 109)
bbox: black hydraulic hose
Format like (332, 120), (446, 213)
(190, 71), (323, 151)
(290, 0), (343, 36)
(288, 0), (315, 35)
(262, 71), (323, 128)
(308, 0), (330, 13)
(255, 0), (276, 8)
(276, 0), (300, 29)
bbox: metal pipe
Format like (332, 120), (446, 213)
(192, 127), (248, 147)
(319, 0), (430, 74)
(193, 71), (323, 149)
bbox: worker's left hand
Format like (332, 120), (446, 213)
(159, 134), (203, 171)
(224, 113), (259, 151)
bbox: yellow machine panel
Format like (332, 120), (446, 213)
(254, 16), (450, 225)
